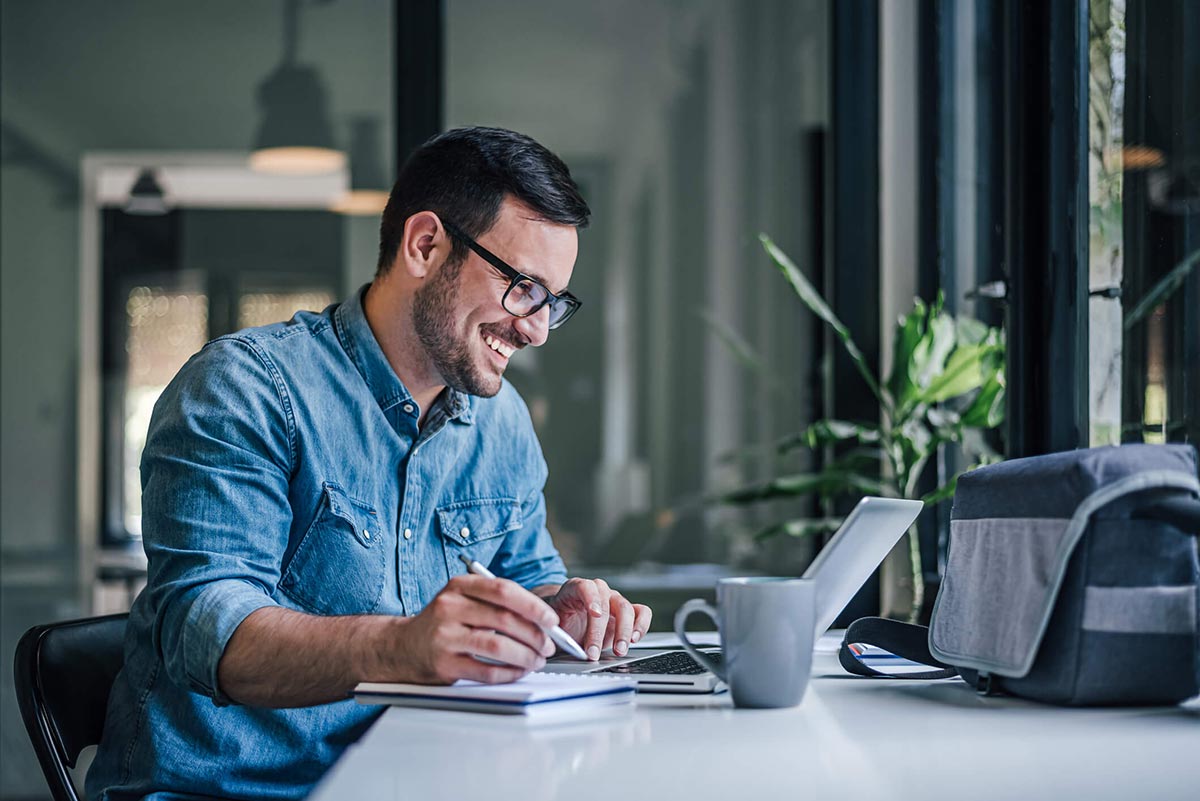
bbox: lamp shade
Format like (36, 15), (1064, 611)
(250, 63), (346, 175)
(124, 168), (169, 215)
(331, 116), (390, 215)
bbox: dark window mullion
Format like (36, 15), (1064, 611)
(829, 0), (881, 625)
(1004, 0), (1090, 458)
(394, 0), (443, 171)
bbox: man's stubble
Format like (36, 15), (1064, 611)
(412, 257), (503, 398)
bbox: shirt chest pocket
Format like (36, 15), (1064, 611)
(437, 498), (523, 576)
(280, 482), (386, 616)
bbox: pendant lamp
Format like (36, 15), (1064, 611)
(249, 0), (346, 175)
(124, 169), (170, 215)
(331, 116), (390, 215)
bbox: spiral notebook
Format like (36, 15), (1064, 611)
(354, 672), (637, 717)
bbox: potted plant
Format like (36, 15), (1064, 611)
(714, 235), (1006, 620)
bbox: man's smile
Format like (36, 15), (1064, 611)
(483, 333), (516, 360)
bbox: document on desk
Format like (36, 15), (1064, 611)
(354, 673), (637, 717)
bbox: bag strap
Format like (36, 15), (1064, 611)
(838, 617), (959, 680)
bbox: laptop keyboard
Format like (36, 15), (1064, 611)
(594, 650), (723, 676)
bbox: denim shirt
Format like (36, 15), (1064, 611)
(87, 286), (567, 801)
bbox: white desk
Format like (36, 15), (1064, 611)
(310, 650), (1200, 801)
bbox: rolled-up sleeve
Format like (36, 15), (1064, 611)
(140, 337), (294, 706)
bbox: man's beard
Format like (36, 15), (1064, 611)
(412, 260), (505, 398)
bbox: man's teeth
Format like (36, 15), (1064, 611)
(484, 335), (514, 358)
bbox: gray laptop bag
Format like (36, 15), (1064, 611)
(840, 444), (1200, 706)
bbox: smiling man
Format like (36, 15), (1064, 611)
(87, 127), (651, 801)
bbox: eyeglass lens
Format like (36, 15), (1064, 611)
(504, 279), (577, 329)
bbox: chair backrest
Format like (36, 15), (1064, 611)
(13, 614), (128, 801)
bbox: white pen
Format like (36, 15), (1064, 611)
(457, 554), (590, 661)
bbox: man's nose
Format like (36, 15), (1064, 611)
(513, 305), (551, 347)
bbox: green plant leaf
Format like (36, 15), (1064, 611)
(925, 407), (961, 429)
(760, 235), (886, 408)
(894, 419), (934, 494)
(777, 419), (881, 452)
(955, 315), (989, 346)
(827, 446), (887, 471)
(753, 517), (845, 542)
(919, 342), (998, 404)
(1124, 248), (1200, 330)
(888, 299), (927, 405)
(959, 373), (1006, 428)
(896, 418), (933, 459)
(907, 311), (957, 402)
(718, 470), (892, 504)
(903, 451), (935, 499)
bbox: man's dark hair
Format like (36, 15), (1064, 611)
(376, 126), (590, 276)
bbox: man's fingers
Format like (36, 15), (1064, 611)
(610, 594), (635, 656)
(447, 654), (531, 685)
(456, 597), (555, 658)
(556, 576), (606, 618)
(450, 574), (558, 628)
(581, 579), (612, 660)
(465, 629), (547, 672)
(632, 604), (653, 643)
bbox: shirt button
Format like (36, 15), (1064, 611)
(403, 528), (412, 540)
(403, 403), (414, 414)
(460, 526), (470, 539)
(363, 529), (371, 540)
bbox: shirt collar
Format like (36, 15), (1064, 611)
(334, 284), (475, 425)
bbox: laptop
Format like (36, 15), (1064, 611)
(542, 496), (923, 692)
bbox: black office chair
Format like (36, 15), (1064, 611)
(13, 614), (128, 801)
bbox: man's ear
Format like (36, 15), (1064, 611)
(399, 211), (448, 279)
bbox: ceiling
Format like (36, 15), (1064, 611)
(1, 0), (392, 160)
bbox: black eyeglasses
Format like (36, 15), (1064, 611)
(442, 220), (582, 330)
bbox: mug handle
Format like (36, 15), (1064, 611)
(673, 598), (725, 681)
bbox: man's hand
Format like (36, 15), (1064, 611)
(398, 574), (560, 684)
(538, 578), (653, 660)
(220, 575), (559, 706)
(218, 576), (643, 707)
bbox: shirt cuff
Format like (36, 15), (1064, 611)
(510, 554), (568, 592)
(182, 580), (278, 707)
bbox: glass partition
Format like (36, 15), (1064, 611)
(447, 0), (832, 571)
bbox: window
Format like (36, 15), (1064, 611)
(120, 282), (209, 536)
(116, 283), (338, 538)
(1088, 0), (1199, 447)
(238, 289), (336, 330)
(100, 207), (342, 543)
